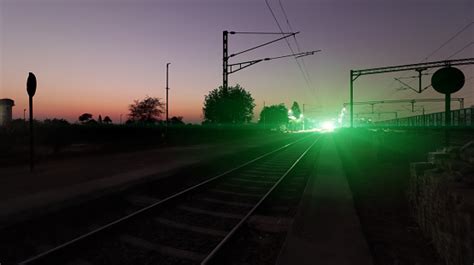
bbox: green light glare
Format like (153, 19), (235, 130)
(321, 120), (336, 132)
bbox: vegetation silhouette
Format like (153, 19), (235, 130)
(103, 116), (112, 124)
(170, 116), (185, 126)
(289, 101), (303, 131)
(128, 96), (164, 124)
(290, 101), (301, 118)
(78, 113), (93, 124)
(203, 84), (255, 124)
(0, 119), (269, 167)
(259, 103), (288, 130)
(44, 118), (70, 126)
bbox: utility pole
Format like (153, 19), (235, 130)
(223, 31), (228, 91)
(350, 70), (354, 128)
(166, 63), (171, 127)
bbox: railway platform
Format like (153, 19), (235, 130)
(277, 136), (374, 265)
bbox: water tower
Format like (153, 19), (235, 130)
(0, 98), (15, 126)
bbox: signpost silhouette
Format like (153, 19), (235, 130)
(431, 67), (465, 145)
(27, 72), (37, 172)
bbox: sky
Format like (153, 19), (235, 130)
(1, 0), (473, 124)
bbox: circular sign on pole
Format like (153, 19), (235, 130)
(27, 72), (37, 97)
(431, 67), (465, 94)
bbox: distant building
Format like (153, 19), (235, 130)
(0, 98), (15, 126)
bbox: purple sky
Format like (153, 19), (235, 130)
(1, 0), (473, 123)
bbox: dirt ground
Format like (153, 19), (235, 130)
(0, 133), (302, 227)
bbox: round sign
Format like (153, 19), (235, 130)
(27, 72), (37, 97)
(431, 67), (465, 94)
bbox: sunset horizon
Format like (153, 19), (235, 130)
(2, 0), (472, 124)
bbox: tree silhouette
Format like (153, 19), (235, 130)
(170, 116), (185, 125)
(44, 118), (70, 126)
(203, 84), (255, 124)
(259, 104), (288, 129)
(78, 113), (93, 123)
(128, 96), (164, 123)
(103, 116), (112, 124)
(290, 101), (302, 118)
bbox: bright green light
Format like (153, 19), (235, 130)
(321, 120), (335, 132)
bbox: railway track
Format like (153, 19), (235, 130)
(14, 134), (320, 265)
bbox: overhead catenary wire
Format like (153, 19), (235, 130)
(446, 41), (474, 59)
(278, 0), (316, 97)
(390, 21), (474, 93)
(422, 21), (473, 62)
(228, 51), (320, 68)
(230, 32), (299, 58)
(264, 0), (314, 95)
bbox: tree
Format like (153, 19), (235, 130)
(290, 101), (302, 118)
(78, 113), (93, 123)
(128, 96), (164, 123)
(203, 84), (255, 124)
(289, 101), (303, 131)
(98, 115), (103, 124)
(259, 104), (288, 130)
(44, 118), (70, 126)
(103, 116), (112, 124)
(170, 116), (185, 125)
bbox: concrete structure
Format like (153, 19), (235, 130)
(0, 98), (15, 126)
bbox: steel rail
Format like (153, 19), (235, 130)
(18, 134), (314, 265)
(201, 135), (321, 265)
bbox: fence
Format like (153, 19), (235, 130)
(373, 107), (474, 127)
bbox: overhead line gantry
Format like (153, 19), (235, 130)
(349, 57), (474, 127)
(223, 30), (320, 90)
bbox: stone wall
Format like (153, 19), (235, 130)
(409, 141), (474, 265)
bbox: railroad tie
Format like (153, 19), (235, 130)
(230, 178), (274, 184)
(119, 234), (206, 261)
(218, 183), (267, 191)
(178, 205), (244, 219)
(198, 197), (254, 207)
(154, 217), (227, 237)
(209, 189), (262, 198)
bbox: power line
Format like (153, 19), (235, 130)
(278, 0), (316, 96)
(446, 41), (474, 59)
(264, 0), (313, 94)
(422, 21), (473, 62)
(390, 22), (473, 92)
